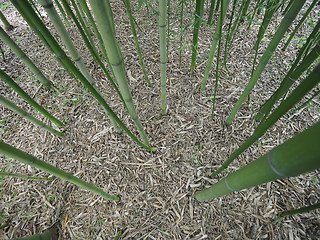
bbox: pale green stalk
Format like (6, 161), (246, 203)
(0, 171), (54, 181)
(89, 0), (151, 146)
(0, 25), (52, 87)
(54, 0), (70, 27)
(0, 9), (13, 30)
(0, 141), (120, 201)
(159, 0), (167, 115)
(0, 94), (64, 137)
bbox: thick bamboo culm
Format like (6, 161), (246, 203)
(0, 9), (14, 30)
(196, 120), (320, 201)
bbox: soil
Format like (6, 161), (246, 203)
(0, 0), (319, 239)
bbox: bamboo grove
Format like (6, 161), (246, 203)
(0, 0), (319, 208)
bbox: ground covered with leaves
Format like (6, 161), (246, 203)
(0, 0), (319, 239)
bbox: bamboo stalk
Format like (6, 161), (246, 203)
(0, 141), (120, 201)
(11, 231), (52, 240)
(201, 0), (230, 91)
(0, 26), (52, 87)
(211, 62), (320, 178)
(226, 0), (307, 125)
(11, 0), (154, 150)
(0, 94), (64, 137)
(0, 9), (14, 31)
(123, 0), (152, 86)
(190, 0), (204, 71)
(159, 0), (167, 115)
(89, 0), (151, 146)
(0, 69), (63, 128)
(207, 0), (216, 25)
(196, 120), (320, 201)
(54, 0), (70, 27)
(282, 0), (318, 51)
(278, 203), (320, 218)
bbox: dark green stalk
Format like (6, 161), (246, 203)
(212, 62), (320, 178)
(0, 26), (52, 87)
(278, 203), (320, 218)
(28, 0), (45, 22)
(89, 0), (152, 147)
(0, 44), (4, 61)
(282, 0), (318, 51)
(201, 0), (230, 90)
(0, 141), (120, 201)
(179, 0), (185, 67)
(247, 0), (264, 30)
(123, 0), (152, 86)
(292, 88), (320, 113)
(282, 0), (295, 15)
(226, 0), (307, 125)
(207, 0), (216, 25)
(11, 231), (52, 240)
(190, 0), (204, 70)
(0, 94), (64, 137)
(54, 0), (70, 27)
(0, 69), (63, 127)
(0, 171), (54, 181)
(159, 0), (167, 115)
(196, 120), (320, 201)
(0, 9), (14, 31)
(11, 0), (154, 150)
(255, 40), (320, 122)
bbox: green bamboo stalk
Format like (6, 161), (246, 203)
(0, 141), (120, 201)
(247, 0), (264, 30)
(201, 0), (230, 91)
(0, 43), (5, 61)
(190, 0), (204, 70)
(38, 0), (95, 86)
(123, 0), (152, 86)
(226, 0), (307, 125)
(255, 40), (320, 122)
(292, 88), (320, 113)
(60, 0), (125, 107)
(178, 0), (185, 67)
(11, 231), (52, 240)
(0, 9), (13, 31)
(282, 0), (295, 15)
(211, 62), (320, 178)
(159, 0), (167, 115)
(0, 171), (54, 181)
(207, 0), (216, 25)
(28, 0), (45, 22)
(278, 203), (320, 218)
(88, 0), (151, 146)
(0, 69), (63, 127)
(38, 0), (122, 133)
(282, 0), (318, 51)
(11, 0), (155, 150)
(0, 94), (64, 137)
(167, 0), (170, 61)
(196, 120), (320, 201)
(54, 0), (70, 27)
(0, 26), (52, 87)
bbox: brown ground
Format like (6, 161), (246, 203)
(0, 0), (319, 239)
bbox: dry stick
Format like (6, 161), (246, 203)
(123, 0), (152, 86)
(0, 26), (52, 87)
(196, 120), (320, 201)
(226, 0), (307, 125)
(0, 69), (63, 128)
(0, 94), (64, 137)
(159, 0), (167, 115)
(11, 0), (154, 151)
(211, 62), (320, 178)
(0, 141), (120, 201)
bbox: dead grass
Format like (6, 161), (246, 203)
(0, 0), (319, 239)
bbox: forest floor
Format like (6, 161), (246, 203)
(0, 0), (319, 239)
